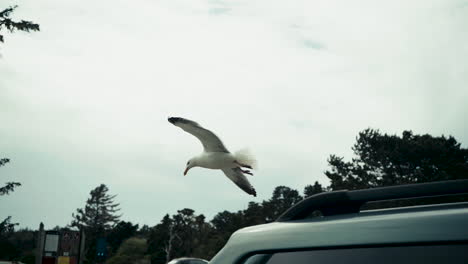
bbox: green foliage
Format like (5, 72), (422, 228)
(170, 209), (205, 258)
(0, 6), (40, 43)
(0, 158), (23, 261)
(0, 181), (21, 196)
(0, 216), (18, 238)
(0, 216), (20, 260)
(262, 186), (303, 222)
(0, 227), (35, 262)
(147, 214), (172, 264)
(0, 158), (21, 196)
(325, 129), (468, 190)
(70, 184), (121, 263)
(71, 184), (121, 231)
(304, 181), (324, 198)
(137, 225), (151, 237)
(0, 158), (9, 166)
(107, 221), (139, 255)
(207, 210), (243, 257)
(242, 202), (266, 226)
(0, 240), (19, 261)
(6, 228), (35, 251)
(148, 209), (226, 264)
(147, 186), (305, 263)
(106, 237), (150, 264)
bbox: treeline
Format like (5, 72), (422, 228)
(146, 184), (322, 263)
(0, 183), (323, 264)
(71, 183), (324, 263)
(1, 128), (467, 264)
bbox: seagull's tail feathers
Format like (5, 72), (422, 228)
(234, 148), (258, 170)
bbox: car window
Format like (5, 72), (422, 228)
(243, 244), (468, 264)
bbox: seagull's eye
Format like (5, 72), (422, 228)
(187, 161), (190, 165)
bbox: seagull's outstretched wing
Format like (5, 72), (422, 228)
(168, 117), (229, 153)
(222, 168), (257, 197)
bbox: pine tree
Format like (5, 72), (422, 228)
(71, 184), (121, 232)
(107, 221), (139, 255)
(0, 6), (40, 44)
(0, 158), (20, 196)
(325, 129), (468, 190)
(147, 214), (175, 264)
(262, 186), (302, 222)
(0, 158), (20, 260)
(70, 184), (121, 263)
(304, 181), (324, 198)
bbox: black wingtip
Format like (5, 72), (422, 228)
(168, 117), (180, 124)
(251, 189), (257, 197)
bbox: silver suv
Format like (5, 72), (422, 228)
(210, 180), (468, 263)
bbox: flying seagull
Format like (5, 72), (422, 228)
(168, 117), (257, 197)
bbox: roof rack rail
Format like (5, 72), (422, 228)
(276, 179), (468, 222)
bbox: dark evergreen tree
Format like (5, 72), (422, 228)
(242, 201), (266, 226)
(0, 158), (20, 196)
(325, 129), (468, 190)
(0, 6), (39, 44)
(304, 181), (324, 198)
(71, 184), (121, 231)
(262, 186), (302, 222)
(0, 158), (21, 261)
(147, 214), (173, 264)
(0, 221), (19, 261)
(191, 214), (213, 258)
(208, 210), (243, 256)
(170, 208), (203, 258)
(147, 209), (217, 264)
(107, 221), (139, 255)
(70, 184), (121, 263)
(2, 228), (35, 264)
(137, 224), (151, 238)
(211, 210), (243, 235)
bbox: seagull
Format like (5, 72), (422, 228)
(168, 117), (257, 197)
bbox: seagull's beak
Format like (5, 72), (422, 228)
(184, 167), (190, 176)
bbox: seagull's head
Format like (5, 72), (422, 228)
(184, 158), (197, 176)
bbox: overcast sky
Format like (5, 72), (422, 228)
(1, 0), (467, 229)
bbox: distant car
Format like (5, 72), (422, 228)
(210, 180), (468, 263)
(167, 257), (209, 264)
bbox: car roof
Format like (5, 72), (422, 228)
(210, 202), (468, 264)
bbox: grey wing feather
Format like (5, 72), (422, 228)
(168, 117), (229, 153)
(222, 168), (257, 197)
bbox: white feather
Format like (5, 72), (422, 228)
(234, 148), (258, 170)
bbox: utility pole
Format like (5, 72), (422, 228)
(35, 223), (45, 264)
